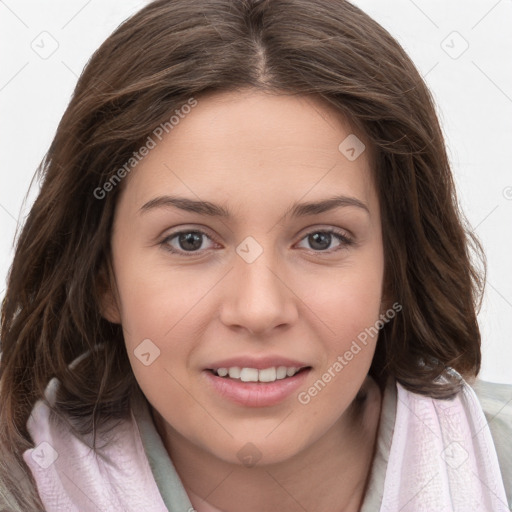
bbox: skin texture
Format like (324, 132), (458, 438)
(102, 89), (385, 512)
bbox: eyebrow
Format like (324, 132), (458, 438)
(139, 194), (370, 218)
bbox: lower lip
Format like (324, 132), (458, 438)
(202, 369), (311, 407)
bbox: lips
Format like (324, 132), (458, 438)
(206, 356), (310, 371)
(203, 356), (312, 407)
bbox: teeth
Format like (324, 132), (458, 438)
(240, 368), (259, 382)
(276, 366), (288, 379)
(228, 367), (241, 379)
(213, 366), (304, 382)
(258, 367), (276, 382)
(286, 367), (298, 377)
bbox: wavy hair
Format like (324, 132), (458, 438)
(0, 0), (485, 509)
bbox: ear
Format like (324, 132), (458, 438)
(96, 259), (122, 324)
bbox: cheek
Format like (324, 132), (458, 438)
(296, 250), (384, 397)
(293, 271), (383, 441)
(113, 252), (215, 343)
(304, 251), (384, 342)
(112, 256), (220, 412)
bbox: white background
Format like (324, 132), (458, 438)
(0, 0), (511, 384)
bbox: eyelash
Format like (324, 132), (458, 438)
(159, 227), (354, 257)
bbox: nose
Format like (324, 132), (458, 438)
(218, 247), (299, 336)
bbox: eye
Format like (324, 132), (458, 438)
(295, 229), (354, 253)
(161, 230), (218, 255)
(160, 227), (354, 257)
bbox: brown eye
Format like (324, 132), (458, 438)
(177, 232), (204, 251)
(296, 229), (354, 253)
(308, 232), (333, 251)
(161, 230), (217, 255)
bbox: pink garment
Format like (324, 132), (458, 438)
(23, 378), (168, 511)
(381, 378), (508, 511)
(23, 374), (508, 511)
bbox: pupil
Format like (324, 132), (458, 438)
(179, 232), (202, 251)
(309, 232), (331, 250)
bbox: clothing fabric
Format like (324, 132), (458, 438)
(23, 373), (511, 511)
(379, 376), (508, 511)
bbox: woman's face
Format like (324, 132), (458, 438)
(104, 89), (385, 465)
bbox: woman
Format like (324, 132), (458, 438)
(1, 0), (510, 510)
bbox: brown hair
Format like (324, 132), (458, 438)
(0, 0), (485, 508)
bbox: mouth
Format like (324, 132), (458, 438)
(207, 366), (311, 383)
(203, 360), (312, 407)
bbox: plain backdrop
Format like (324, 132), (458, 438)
(0, 0), (511, 384)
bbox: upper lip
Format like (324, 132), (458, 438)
(205, 356), (311, 370)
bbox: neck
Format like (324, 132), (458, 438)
(154, 376), (382, 512)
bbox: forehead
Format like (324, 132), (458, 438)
(116, 89), (378, 219)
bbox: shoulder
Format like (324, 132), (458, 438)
(470, 378), (512, 507)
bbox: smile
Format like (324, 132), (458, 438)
(212, 366), (307, 382)
(203, 366), (312, 407)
